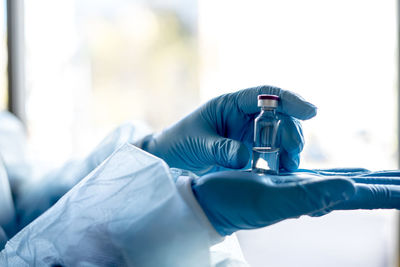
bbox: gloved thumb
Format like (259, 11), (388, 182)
(207, 137), (249, 169)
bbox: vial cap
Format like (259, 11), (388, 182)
(258, 94), (279, 108)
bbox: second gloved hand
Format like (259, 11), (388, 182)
(137, 86), (317, 174)
(192, 171), (355, 236)
(193, 169), (400, 236)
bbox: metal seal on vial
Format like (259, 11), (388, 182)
(257, 94), (279, 108)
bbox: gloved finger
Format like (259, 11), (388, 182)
(332, 184), (400, 210)
(280, 151), (300, 171)
(351, 177), (400, 185)
(309, 207), (333, 217)
(278, 117), (303, 171)
(349, 170), (400, 185)
(279, 115), (304, 154)
(234, 85), (317, 120)
(358, 170), (400, 177)
(300, 168), (370, 177)
(234, 118), (254, 149)
(261, 178), (355, 221)
(207, 136), (250, 169)
(351, 170), (400, 185)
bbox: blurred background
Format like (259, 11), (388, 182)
(2, 0), (399, 266)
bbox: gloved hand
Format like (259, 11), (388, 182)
(192, 169), (400, 236)
(137, 86), (317, 174)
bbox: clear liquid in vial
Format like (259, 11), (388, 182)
(252, 147), (279, 175)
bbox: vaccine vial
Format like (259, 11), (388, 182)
(252, 94), (281, 175)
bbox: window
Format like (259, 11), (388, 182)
(24, 0), (198, 163)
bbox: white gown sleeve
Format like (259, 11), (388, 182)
(1, 144), (212, 267)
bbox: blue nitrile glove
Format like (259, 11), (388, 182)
(138, 86), (317, 174)
(300, 168), (400, 212)
(192, 169), (400, 236)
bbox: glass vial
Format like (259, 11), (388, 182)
(252, 94), (281, 174)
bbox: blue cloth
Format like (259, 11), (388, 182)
(139, 85), (317, 175)
(193, 168), (400, 236)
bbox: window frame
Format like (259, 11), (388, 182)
(6, 0), (25, 123)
